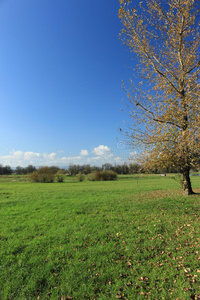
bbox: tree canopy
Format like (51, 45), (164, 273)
(119, 0), (200, 194)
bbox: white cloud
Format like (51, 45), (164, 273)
(48, 152), (57, 160)
(11, 150), (24, 160)
(0, 145), (127, 168)
(92, 145), (113, 157)
(80, 150), (89, 156)
(24, 151), (41, 160)
(128, 151), (138, 162)
(114, 157), (123, 163)
(0, 150), (56, 167)
(130, 151), (137, 157)
(61, 156), (82, 163)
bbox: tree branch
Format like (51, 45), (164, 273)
(135, 101), (182, 129)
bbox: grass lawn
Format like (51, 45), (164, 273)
(0, 175), (200, 299)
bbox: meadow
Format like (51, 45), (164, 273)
(0, 174), (199, 299)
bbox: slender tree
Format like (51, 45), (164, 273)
(119, 0), (200, 194)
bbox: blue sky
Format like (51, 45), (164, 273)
(0, 0), (137, 167)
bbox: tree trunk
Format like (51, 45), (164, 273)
(182, 167), (194, 195)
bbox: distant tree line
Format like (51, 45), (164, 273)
(0, 162), (198, 176)
(15, 165), (63, 175)
(68, 162), (199, 176)
(0, 165), (64, 175)
(15, 165), (37, 175)
(0, 164), (12, 175)
(68, 163), (144, 176)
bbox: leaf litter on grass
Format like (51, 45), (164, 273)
(0, 177), (199, 299)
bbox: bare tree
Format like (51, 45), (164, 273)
(119, 0), (200, 194)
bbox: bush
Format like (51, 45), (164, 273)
(29, 167), (55, 183)
(94, 171), (101, 181)
(87, 170), (117, 181)
(100, 170), (117, 181)
(87, 173), (96, 181)
(87, 171), (101, 181)
(56, 170), (65, 182)
(77, 172), (85, 182)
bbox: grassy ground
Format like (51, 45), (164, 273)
(0, 175), (200, 299)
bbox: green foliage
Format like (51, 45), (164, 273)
(77, 172), (85, 182)
(100, 170), (117, 181)
(0, 175), (199, 299)
(16, 165), (36, 175)
(129, 163), (142, 174)
(94, 171), (101, 181)
(0, 164), (12, 175)
(87, 172), (96, 181)
(87, 171), (117, 181)
(29, 167), (55, 183)
(55, 170), (65, 182)
(49, 166), (60, 175)
(87, 171), (101, 181)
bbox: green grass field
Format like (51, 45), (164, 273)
(0, 175), (200, 299)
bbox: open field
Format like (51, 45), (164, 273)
(0, 175), (200, 299)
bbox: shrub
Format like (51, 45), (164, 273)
(29, 171), (39, 183)
(29, 167), (55, 183)
(77, 172), (85, 182)
(87, 173), (96, 181)
(49, 166), (60, 175)
(94, 171), (101, 181)
(100, 170), (117, 181)
(56, 170), (65, 182)
(87, 171), (117, 181)
(87, 171), (101, 181)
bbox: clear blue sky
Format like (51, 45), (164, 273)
(0, 0), (137, 167)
